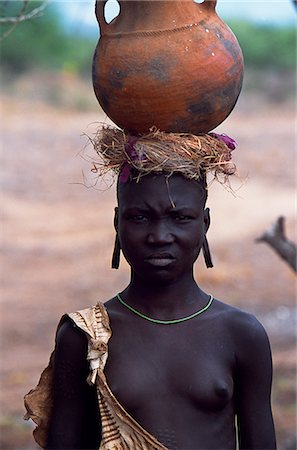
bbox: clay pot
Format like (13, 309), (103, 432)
(92, 0), (244, 135)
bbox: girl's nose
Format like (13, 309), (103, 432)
(147, 220), (174, 245)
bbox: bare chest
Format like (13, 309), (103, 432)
(104, 319), (235, 415)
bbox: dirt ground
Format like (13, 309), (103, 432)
(1, 73), (296, 449)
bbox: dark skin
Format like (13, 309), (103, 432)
(48, 173), (276, 450)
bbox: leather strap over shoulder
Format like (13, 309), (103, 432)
(68, 302), (112, 384)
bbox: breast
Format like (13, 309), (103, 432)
(104, 309), (236, 418)
(173, 357), (235, 412)
(105, 349), (234, 417)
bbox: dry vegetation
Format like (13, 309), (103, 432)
(1, 72), (296, 449)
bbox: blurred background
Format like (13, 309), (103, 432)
(1, 1), (296, 448)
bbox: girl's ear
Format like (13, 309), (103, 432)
(202, 208), (213, 268)
(204, 207), (211, 234)
(114, 207), (119, 231)
(112, 207), (120, 269)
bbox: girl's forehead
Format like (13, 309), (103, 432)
(117, 174), (206, 208)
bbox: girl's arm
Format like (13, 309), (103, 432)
(47, 319), (101, 449)
(234, 313), (276, 450)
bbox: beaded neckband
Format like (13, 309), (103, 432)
(116, 293), (213, 325)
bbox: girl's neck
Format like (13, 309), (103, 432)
(121, 272), (207, 317)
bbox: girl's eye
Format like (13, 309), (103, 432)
(130, 215), (148, 222)
(174, 215), (192, 221)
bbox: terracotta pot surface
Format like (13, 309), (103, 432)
(92, 0), (244, 135)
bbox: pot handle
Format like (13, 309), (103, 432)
(95, 0), (109, 36)
(202, 0), (217, 10)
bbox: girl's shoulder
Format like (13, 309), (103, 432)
(211, 298), (269, 345)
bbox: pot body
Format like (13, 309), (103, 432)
(93, 0), (244, 134)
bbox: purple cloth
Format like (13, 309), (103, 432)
(209, 132), (237, 150)
(119, 137), (139, 183)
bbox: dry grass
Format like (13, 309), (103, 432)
(90, 125), (236, 184)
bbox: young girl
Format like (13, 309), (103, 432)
(25, 130), (276, 450)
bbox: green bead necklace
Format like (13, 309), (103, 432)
(116, 293), (213, 325)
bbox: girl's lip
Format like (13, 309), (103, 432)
(145, 252), (174, 259)
(145, 258), (175, 267)
(144, 253), (175, 267)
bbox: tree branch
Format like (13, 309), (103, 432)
(0, 3), (47, 24)
(256, 216), (297, 273)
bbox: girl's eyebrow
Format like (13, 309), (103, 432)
(169, 207), (196, 212)
(123, 204), (198, 214)
(123, 206), (150, 212)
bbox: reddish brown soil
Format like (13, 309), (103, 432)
(1, 75), (296, 449)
